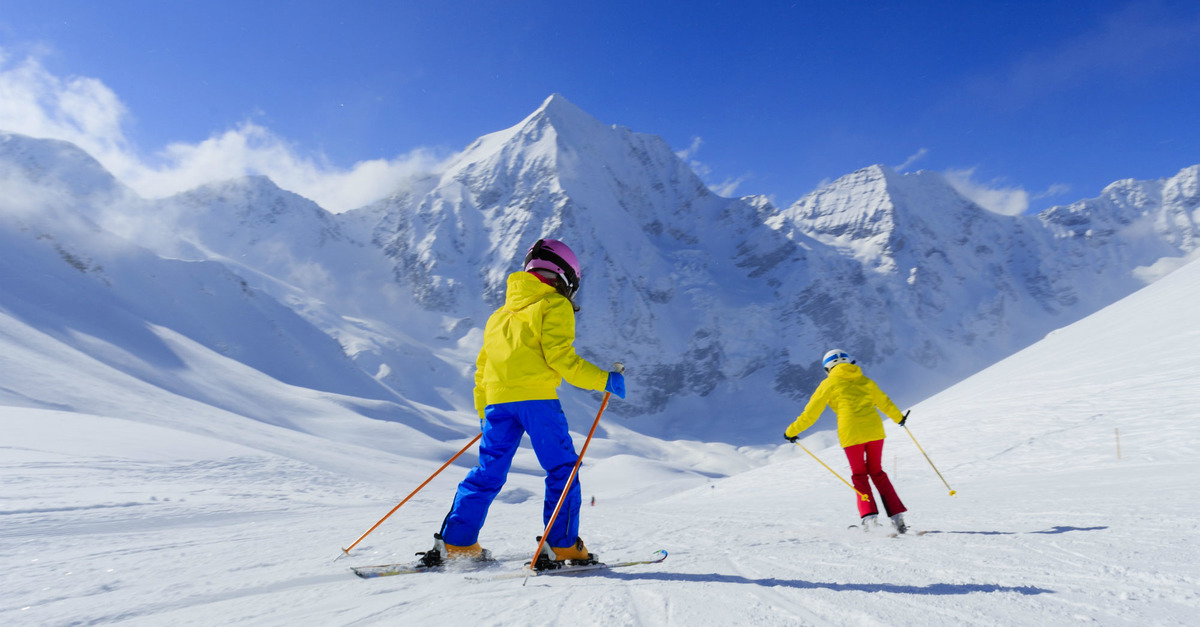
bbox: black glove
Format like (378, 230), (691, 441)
(784, 433), (799, 443)
(899, 410), (910, 427)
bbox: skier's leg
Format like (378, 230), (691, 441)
(519, 399), (581, 548)
(843, 443), (879, 518)
(864, 439), (907, 516)
(440, 404), (524, 546)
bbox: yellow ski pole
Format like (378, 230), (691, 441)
(903, 425), (957, 496)
(794, 442), (871, 502)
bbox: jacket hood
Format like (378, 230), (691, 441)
(828, 363), (863, 380)
(503, 271), (558, 310)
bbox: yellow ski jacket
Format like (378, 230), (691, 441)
(473, 272), (609, 417)
(784, 363), (905, 448)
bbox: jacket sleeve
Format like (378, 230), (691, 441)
(868, 379), (905, 423)
(540, 296), (609, 392)
(785, 380), (831, 438)
(473, 345), (488, 421)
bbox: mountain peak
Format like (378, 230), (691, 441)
(444, 94), (607, 173)
(534, 93), (588, 118)
(0, 131), (129, 200)
(518, 93), (610, 140)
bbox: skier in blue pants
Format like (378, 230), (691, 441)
(418, 238), (626, 567)
(444, 400), (583, 550)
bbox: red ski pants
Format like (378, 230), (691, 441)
(843, 439), (906, 518)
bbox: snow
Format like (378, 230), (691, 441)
(4, 253), (1199, 625)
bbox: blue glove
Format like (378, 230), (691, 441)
(784, 433), (798, 443)
(605, 371), (626, 399)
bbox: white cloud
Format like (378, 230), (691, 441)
(0, 52), (140, 176)
(0, 49), (442, 212)
(1032, 183), (1072, 201)
(675, 135), (747, 197)
(942, 167), (1030, 216)
(709, 176), (747, 198)
(132, 124), (443, 212)
(943, 168), (1074, 215)
(893, 148), (929, 172)
(675, 136), (703, 162)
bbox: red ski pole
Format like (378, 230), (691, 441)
(338, 432), (482, 558)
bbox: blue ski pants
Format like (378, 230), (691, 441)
(440, 399), (581, 548)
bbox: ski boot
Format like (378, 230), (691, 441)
(860, 514), (879, 532)
(414, 533), (447, 568)
(890, 513), (908, 535)
(531, 536), (599, 571)
(415, 533), (492, 568)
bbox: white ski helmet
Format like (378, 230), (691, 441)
(822, 349), (854, 372)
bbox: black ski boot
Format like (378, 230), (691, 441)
(414, 533), (447, 568)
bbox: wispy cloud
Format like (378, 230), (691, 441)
(942, 168), (1029, 216)
(675, 135), (748, 197)
(893, 148), (929, 173)
(968, 2), (1200, 106)
(675, 136), (704, 163)
(1032, 183), (1072, 201)
(942, 167), (1071, 216)
(0, 49), (443, 212)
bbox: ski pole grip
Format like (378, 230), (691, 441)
(613, 362), (625, 374)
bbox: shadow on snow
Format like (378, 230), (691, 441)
(924, 525), (1108, 536)
(589, 571), (1053, 595)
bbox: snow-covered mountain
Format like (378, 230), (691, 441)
(1040, 164), (1200, 284)
(0, 132), (414, 429)
(2, 97), (1198, 446)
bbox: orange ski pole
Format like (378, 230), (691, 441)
(338, 432), (482, 558)
(524, 365), (622, 584)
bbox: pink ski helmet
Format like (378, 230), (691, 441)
(524, 238), (581, 299)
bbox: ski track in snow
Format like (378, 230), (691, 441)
(5, 449), (1198, 625)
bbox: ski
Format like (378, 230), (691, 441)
(887, 530), (930, 538)
(469, 549), (668, 582)
(847, 523), (927, 537)
(350, 557), (501, 578)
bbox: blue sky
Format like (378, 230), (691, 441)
(1, 0), (1198, 213)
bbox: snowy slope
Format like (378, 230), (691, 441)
(0, 140), (413, 417)
(3, 250), (1198, 625)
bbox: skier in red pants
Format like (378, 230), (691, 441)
(784, 349), (911, 533)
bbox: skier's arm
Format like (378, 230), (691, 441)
(785, 382), (830, 439)
(868, 380), (905, 423)
(541, 296), (609, 392)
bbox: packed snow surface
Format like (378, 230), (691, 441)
(3, 251), (1199, 625)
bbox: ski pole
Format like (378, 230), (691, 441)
(903, 425), (956, 496)
(338, 432), (483, 559)
(524, 364), (622, 584)
(794, 442), (871, 502)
